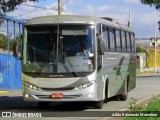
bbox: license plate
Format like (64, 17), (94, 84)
(50, 94), (64, 99)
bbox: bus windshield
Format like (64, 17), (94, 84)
(22, 25), (95, 75)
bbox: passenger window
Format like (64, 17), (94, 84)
(126, 32), (131, 52)
(131, 33), (135, 52)
(102, 27), (109, 51)
(109, 29), (115, 50)
(121, 31), (126, 51)
(115, 30), (121, 51)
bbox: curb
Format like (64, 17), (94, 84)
(101, 91), (160, 120)
(0, 91), (9, 94)
(0, 90), (22, 95)
(120, 91), (160, 111)
(136, 73), (155, 77)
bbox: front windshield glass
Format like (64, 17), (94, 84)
(23, 25), (95, 75)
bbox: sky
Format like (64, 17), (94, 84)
(6, 0), (160, 38)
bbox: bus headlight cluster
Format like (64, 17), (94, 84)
(23, 81), (38, 90)
(74, 81), (94, 90)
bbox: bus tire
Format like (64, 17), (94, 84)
(119, 77), (128, 101)
(104, 80), (108, 103)
(38, 102), (50, 108)
(93, 100), (104, 109)
(127, 78), (131, 92)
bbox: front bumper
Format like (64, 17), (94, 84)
(23, 83), (99, 102)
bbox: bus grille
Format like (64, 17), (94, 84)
(35, 95), (82, 99)
(41, 87), (74, 91)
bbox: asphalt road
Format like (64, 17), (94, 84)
(0, 73), (160, 120)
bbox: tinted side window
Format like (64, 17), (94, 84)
(131, 33), (135, 52)
(115, 30), (121, 51)
(109, 29), (115, 50)
(121, 31), (126, 51)
(126, 32), (131, 52)
(102, 27), (109, 51)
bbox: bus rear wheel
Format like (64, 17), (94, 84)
(104, 80), (109, 103)
(119, 92), (128, 101)
(119, 79), (128, 101)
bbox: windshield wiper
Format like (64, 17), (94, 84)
(28, 44), (80, 77)
(61, 51), (80, 77)
(29, 46), (55, 75)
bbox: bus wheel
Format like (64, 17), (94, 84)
(119, 79), (128, 101)
(104, 80), (108, 103)
(38, 102), (50, 108)
(93, 100), (104, 109)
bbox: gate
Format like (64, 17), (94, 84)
(0, 15), (23, 90)
(148, 48), (160, 68)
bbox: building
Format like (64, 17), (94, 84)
(135, 38), (151, 47)
(136, 37), (160, 47)
(150, 37), (160, 47)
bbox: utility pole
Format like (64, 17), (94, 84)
(56, 0), (62, 73)
(58, 0), (62, 15)
(128, 9), (132, 28)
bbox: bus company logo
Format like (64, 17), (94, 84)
(2, 112), (11, 117)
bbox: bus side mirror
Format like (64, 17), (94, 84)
(98, 39), (105, 55)
(13, 42), (22, 60)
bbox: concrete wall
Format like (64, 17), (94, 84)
(137, 53), (147, 72)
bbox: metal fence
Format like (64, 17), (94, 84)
(0, 15), (23, 90)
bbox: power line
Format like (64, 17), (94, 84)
(20, 0), (70, 15)
(62, 0), (70, 6)
(61, 0), (70, 15)
(9, 1), (52, 18)
(4, 0), (71, 18)
(1, 0), (71, 16)
(21, 3), (57, 11)
(62, 9), (70, 15)
(2, 0), (58, 11)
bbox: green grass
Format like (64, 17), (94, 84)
(145, 99), (160, 111)
(124, 98), (160, 120)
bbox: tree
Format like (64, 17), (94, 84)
(140, 0), (160, 10)
(140, 0), (160, 30)
(0, 0), (39, 13)
(0, 33), (15, 51)
(136, 46), (146, 53)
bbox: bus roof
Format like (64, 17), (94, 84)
(25, 15), (133, 32)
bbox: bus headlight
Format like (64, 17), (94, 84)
(23, 81), (38, 90)
(74, 81), (95, 90)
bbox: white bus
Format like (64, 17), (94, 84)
(13, 15), (136, 109)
